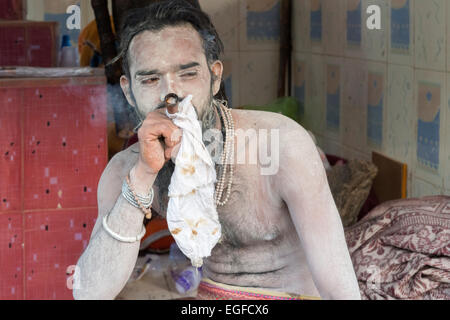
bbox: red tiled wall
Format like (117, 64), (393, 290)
(0, 21), (58, 67)
(0, 26), (26, 66)
(0, 88), (21, 212)
(27, 25), (57, 67)
(0, 76), (108, 300)
(24, 209), (98, 300)
(0, 0), (25, 20)
(0, 213), (23, 300)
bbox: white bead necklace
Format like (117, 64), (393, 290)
(214, 101), (234, 207)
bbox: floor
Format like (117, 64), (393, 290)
(115, 253), (198, 300)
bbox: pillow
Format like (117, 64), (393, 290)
(326, 160), (378, 227)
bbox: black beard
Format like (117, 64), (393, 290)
(153, 160), (175, 218)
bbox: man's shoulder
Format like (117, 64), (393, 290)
(232, 108), (304, 132)
(232, 108), (316, 167)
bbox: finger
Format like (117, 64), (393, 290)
(139, 122), (179, 147)
(164, 145), (181, 163)
(166, 128), (182, 147)
(154, 108), (168, 116)
(164, 145), (175, 162)
(168, 143), (181, 162)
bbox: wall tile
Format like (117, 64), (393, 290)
(411, 175), (444, 198)
(322, 0), (345, 56)
(24, 208), (97, 300)
(405, 166), (412, 197)
(292, 52), (310, 125)
(307, 54), (326, 136)
(342, 58), (368, 154)
(385, 64), (415, 165)
(239, 0), (281, 51)
(293, 0), (311, 53)
(0, 88), (21, 212)
(414, 0), (446, 71)
(310, 0), (323, 54)
(22, 85), (108, 211)
(199, 0), (240, 53)
(324, 56), (344, 142)
(322, 136), (342, 157)
(306, 0), (448, 199)
(362, 0), (389, 62)
(414, 69), (446, 189)
(0, 212), (23, 300)
(341, 145), (372, 161)
(344, 0), (389, 63)
(222, 51), (240, 108)
(345, 0), (364, 59)
(443, 73), (450, 190)
(238, 51), (279, 106)
(367, 61), (388, 152)
(314, 132), (325, 149)
(388, 0), (414, 66)
(447, 0), (450, 71)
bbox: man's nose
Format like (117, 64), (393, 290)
(161, 75), (181, 99)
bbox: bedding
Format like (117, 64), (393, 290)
(344, 196), (450, 300)
(326, 159), (378, 227)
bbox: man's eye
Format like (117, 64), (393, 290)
(181, 72), (197, 78)
(142, 77), (159, 84)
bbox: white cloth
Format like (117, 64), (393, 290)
(165, 95), (222, 267)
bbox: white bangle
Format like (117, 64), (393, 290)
(102, 213), (146, 243)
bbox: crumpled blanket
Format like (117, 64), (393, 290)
(165, 95), (222, 268)
(344, 195), (450, 300)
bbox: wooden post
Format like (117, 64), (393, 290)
(277, 0), (292, 97)
(91, 0), (134, 145)
(91, 0), (121, 84)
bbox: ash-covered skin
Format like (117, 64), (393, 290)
(120, 24), (221, 215)
(74, 23), (361, 300)
(120, 24), (220, 128)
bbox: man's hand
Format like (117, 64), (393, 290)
(136, 108), (182, 175)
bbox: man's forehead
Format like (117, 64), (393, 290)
(128, 24), (205, 70)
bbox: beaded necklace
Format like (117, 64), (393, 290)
(213, 100), (234, 207)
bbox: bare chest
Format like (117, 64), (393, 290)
(214, 162), (289, 249)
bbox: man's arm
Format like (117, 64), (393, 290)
(275, 123), (361, 300)
(72, 104), (180, 299)
(72, 150), (157, 300)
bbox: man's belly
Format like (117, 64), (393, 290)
(203, 240), (321, 297)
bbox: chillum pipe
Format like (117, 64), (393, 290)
(165, 93), (180, 114)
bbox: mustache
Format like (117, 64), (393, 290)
(155, 96), (200, 119)
(155, 95), (186, 110)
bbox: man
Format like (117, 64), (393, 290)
(73, 0), (361, 300)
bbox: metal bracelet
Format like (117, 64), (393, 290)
(121, 179), (154, 209)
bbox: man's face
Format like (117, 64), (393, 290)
(120, 23), (222, 119)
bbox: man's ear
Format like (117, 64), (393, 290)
(210, 60), (224, 96)
(120, 75), (136, 107)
